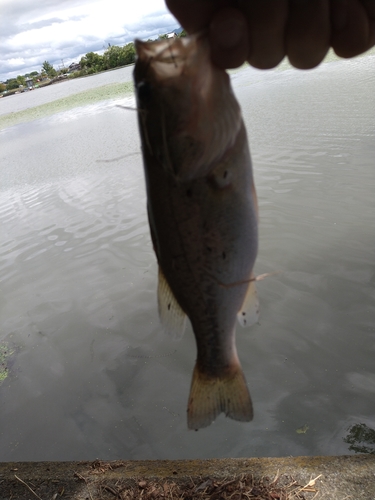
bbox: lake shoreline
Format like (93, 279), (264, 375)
(1, 47), (374, 132)
(1, 455), (374, 499)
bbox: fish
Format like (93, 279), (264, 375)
(133, 33), (259, 430)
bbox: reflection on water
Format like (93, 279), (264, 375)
(0, 57), (374, 461)
(344, 423), (375, 454)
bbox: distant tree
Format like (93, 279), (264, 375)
(42, 61), (57, 77)
(102, 43), (137, 69)
(30, 71), (39, 76)
(178, 29), (187, 37)
(16, 75), (25, 86)
(80, 52), (103, 71)
(6, 78), (19, 91)
(123, 42), (136, 64)
(102, 45), (124, 69)
(0, 83), (6, 92)
(158, 34), (169, 40)
(42, 61), (52, 73)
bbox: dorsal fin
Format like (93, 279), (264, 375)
(157, 266), (187, 339)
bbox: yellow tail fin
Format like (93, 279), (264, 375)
(187, 363), (253, 430)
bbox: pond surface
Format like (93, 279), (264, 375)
(0, 66), (135, 116)
(0, 55), (374, 461)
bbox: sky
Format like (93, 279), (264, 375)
(0, 0), (179, 82)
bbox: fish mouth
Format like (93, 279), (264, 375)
(133, 33), (243, 182)
(134, 33), (209, 81)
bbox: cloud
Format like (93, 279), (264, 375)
(6, 57), (26, 68)
(0, 0), (178, 81)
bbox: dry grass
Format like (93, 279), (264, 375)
(86, 466), (321, 500)
(9, 461), (321, 499)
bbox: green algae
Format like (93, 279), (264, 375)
(296, 424), (309, 434)
(0, 341), (15, 384)
(0, 81), (134, 131)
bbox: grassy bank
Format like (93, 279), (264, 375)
(0, 81), (134, 131)
(1, 46), (373, 131)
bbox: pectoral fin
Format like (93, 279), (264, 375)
(157, 266), (187, 340)
(237, 277), (259, 328)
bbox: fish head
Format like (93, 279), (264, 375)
(133, 34), (242, 181)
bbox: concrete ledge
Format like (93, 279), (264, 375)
(0, 455), (374, 499)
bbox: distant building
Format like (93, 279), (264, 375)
(25, 78), (34, 89)
(68, 62), (81, 72)
(167, 32), (178, 39)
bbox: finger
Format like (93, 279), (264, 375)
(241, 0), (288, 69)
(286, 0), (331, 69)
(209, 7), (249, 69)
(165, 0), (217, 33)
(359, 0), (375, 21)
(362, 0), (375, 48)
(331, 0), (375, 57)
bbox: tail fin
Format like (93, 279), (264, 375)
(187, 362), (253, 430)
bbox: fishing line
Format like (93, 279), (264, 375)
(96, 152), (140, 163)
(209, 271), (282, 289)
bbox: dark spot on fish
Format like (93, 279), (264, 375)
(137, 81), (152, 103)
(168, 303), (171, 310)
(223, 170), (228, 179)
(186, 188), (193, 197)
(242, 312), (246, 316)
(206, 246), (212, 252)
(222, 251), (226, 259)
(244, 319), (247, 325)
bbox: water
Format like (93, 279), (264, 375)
(0, 56), (374, 461)
(0, 66), (135, 116)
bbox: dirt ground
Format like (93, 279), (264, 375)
(0, 455), (374, 500)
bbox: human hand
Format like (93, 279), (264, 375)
(166, 0), (375, 69)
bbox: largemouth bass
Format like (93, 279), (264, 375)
(134, 34), (259, 429)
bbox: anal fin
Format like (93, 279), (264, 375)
(237, 276), (259, 328)
(157, 266), (187, 340)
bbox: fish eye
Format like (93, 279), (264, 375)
(137, 81), (152, 103)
